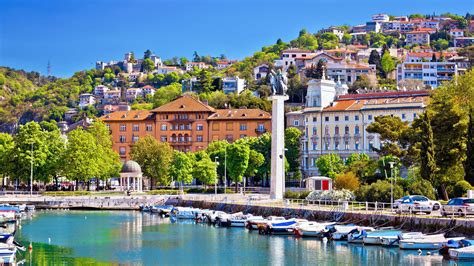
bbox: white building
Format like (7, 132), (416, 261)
(216, 60), (234, 70)
(253, 64), (270, 80)
(449, 29), (464, 38)
(277, 48), (315, 71)
(141, 85), (156, 97)
(406, 30), (430, 46)
(318, 27), (344, 40)
(79, 93), (96, 108)
(156, 66), (184, 75)
(222, 76), (245, 94)
(397, 53), (458, 88)
(126, 88), (143, 102)
(93, 85), (109, 97)
(326, 62), (377, 85)
(104, 89), (122, 102)
(372, 14), (390, 22)
(185, 62), (209, 72)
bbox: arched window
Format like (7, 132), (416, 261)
(345, 126), (349, 134)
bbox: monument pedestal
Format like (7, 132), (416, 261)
(268, 95), (289, 200)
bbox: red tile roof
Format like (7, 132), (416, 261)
(101, 110), (154, 121)
(208, 109), (271, 120)
(151, 95), (215, 113)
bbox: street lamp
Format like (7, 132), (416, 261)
(30, 142), (34, 196)
(389, 161), (395, 212)
(224, 146), (227, 194)
(214, 157), (219, 195)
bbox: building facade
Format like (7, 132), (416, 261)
(103, 95), (271, 160)
(298, 77), (428, 177)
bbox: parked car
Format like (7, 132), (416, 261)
(441, 198), (474, 217)
(395, 195), (441, 214)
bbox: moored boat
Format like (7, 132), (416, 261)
(399, 234), (464, 250)
(294, 222), (335, 237)
(449, 245), (474, 261)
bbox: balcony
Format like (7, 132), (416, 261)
(255, 128), (267, 134)
(169, 137), (193, 145)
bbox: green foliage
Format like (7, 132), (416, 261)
(334, 172), (360, 191)
(315, 154), (344, 179)
(152, 83), (182, 108)
(452, 180), (472, 197)
(465, 109), (474, 185)
(192, 153), (217, 186)
(169, 151), (194, 185)
(285, 127), (302, 173)
(227, 143), (250, 190)
(63, 128), (99, 184)
(147, 189), (182, 195)
(377, 155), (401, 179)
(142, 58), (156, 73)
(355, 180), (404, 202)
(419, 112), (437, 183)
(407, 178), (436, 199)
(344, 153), (378, 183)
(381, 52), (395, 78)
(432, 39), (449, 51)
(290, 30), (318, 50)
(284, 190), (311, 199)
(0, 133), (14, 178)
(130, 136), (173, 188)
(319, 32), (339, 49)
(351, 75), (373, 90)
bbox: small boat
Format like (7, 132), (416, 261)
(439, 239), (474, 256)
(204, 211), (227, 225)
(25, 205), (35, 212)
(294, 222), (335, 237)
(229, 213), (253, 227)
(380, 232), (425, 247)
(399, 234), (464, 250)
(358, 229), (402, 245)
(170, 207), (202, 219)
(151, 205), (173, 216)
(139, 205), (153, 212)
(261, 219), (308, 235)
(0, 237), (17, 264)
(246, 216), (285, 230)
(332, 225), (374, 241)
(449, 245), (474, 261)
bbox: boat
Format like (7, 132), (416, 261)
(294, 222), (335, 237)
(151, 205), (173, 216)
(170, 207), (202, 219)
(203, 211), (227, 225)
(139, 205), (153, 212)
(348, 228), (390, 244)
(449, 245), (474, 261)
(331, 225), (374, 241)
(439, 239), (474, 256)
(229, 213), (254, 227)
(399, 234), (464, 250)
(260, 219), (308, 235)
(246, 216), (285, 230)
(0, 237), (19, 264)
(380, 232), (425, 247)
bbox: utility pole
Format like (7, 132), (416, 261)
(214, 157), (219, 195)
(47, 61), (51, 77)
(30, 142), (34, 196)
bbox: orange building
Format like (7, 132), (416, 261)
(102, 95), (271, 160)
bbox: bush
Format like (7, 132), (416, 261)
(43, 191), (91, 197)
(306, 189), (355, 201)
(334, 172), (360, 191)
(355, 180), (403, 202)
(284, 190), (311, 199)
(407, 179), (436, 199)
(452, 180), (472, 197)
(185, 188), (234, 194)
(147, 189), (183, 195)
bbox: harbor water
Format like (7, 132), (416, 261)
(15, 211), (470, 265)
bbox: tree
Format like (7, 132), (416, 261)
(180, 57), (189, 66)
(227, 143), (250, 192)
(315, 154), (344, 179)
(368, 50), (382, 76)
(144, 49), (153, 59)
(419, 112), (437, 183)
(0, 133), (14, 186)
(465, 108), (474, 185)
(197, 69), (214, 93)
(244, 149), (265, 184)
(345, 153), (377, 183)
(63, 128), (99, 190)
(152, 83), (182, 108)
(285, 127), (302, 173)
(350, 74), (372, 90)
(193, 154), (217, 188)
(142, 58), (155, 73)
(381, 51), (395, 78)
(342, 33), (352, 45)
(432, 39), (449, 51)
(319, 32), (339, 49)
(169, 151), (193, 186)
(130, 136), (173, 188)
(334, 172), (360, 191)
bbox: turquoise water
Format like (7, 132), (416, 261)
(14, 211), (469, 265)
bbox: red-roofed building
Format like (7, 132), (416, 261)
(406, 30), (431, 46)
(449, 28), (464, 38)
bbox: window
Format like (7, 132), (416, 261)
(120, 124), (126, 131)
(335, 116), (339, 122)
(335, 126), (339, 135)
(345, 142), (349, 150)
(119, 147), (126, 156)
(369, 141), (374, 151)
(257, 124), (265, 132)
(355, 142), (359, 150)
(312, 127), (317, 135)
(345, 126), (349, 134)
(368, 115), (373, 120)
(226, 122), (233, 131)
(334, 142), (339, 150)
(355, 126), (360, 135)
(197, 135), (203, 142)
(196, 124), (204, 131)
(312, 117), (317, 122)
(160, 136), (167, 142)
(240, 123), (247, 131)
(212, 123), (220, 131)
(119, 135), (126, 143)
(345, 115), (349, 121)
(413, 113), (417, 119)
(132, 124), (139, 131)
(293, 120), (299, 126)
(146, 124), (153, 131)
(402, 113), (406, 120)
(325, 116), (329, 122)
(161, 124), (167, 131)
(132, 136), (139, 143)
(355, 115), (359, 121)
(312, 143), (317, 150)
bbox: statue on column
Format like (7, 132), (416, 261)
(269, 69), (288, 96)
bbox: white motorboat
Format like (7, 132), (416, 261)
(380, 232), (425, 247)
(449, 245), (474, 261)
(170, 207), (202, 219)
(229, 213), (253, 227)
(399, 234), (464, 250)
(246, 216), (284, 230)
(294, 222), (335, 237)
(332, 225), (374, 241)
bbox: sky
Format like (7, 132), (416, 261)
(0, 0), (473, 77)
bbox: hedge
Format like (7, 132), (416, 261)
(43, 191), (91, 197)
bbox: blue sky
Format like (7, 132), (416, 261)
(1, 0), (473, 77)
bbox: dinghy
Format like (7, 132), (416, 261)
(449, 245), (474, 261)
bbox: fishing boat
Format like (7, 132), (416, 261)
(331, 225), (374, 241)
(380, 232), (425, 247)
(246, 216), (285, 230)
(449, 245), (474, 261)
(399, 234), (464, 250)
(294, 222), (335, 237)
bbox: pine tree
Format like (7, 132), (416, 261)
(420, 112), (437, 184)
(465, 108), (474, 185)
(368, 50), (382, 77)
(431, 53), (437, 62)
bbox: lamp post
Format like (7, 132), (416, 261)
(214, 156), (219, 195)
(389, 161), (395, 212)
(224, 146), (227, 194)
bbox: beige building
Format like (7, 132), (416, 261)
(300, 77), (429, 176)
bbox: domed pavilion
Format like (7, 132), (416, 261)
(120, 160), (143, 191)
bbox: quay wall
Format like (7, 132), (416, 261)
(169, 198), (474, 237)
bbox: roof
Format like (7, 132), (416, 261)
(208, 109), (271, 120)
(305, 176), (332, 181)
(101, 110), (154, 121)
(406, 29), (432, 34)
(141, 85), (155, 89)
(450, 29), (464, 32)
(282, 48), (312, 53)
(121, 160), (142, 174)
(151, 95), (215, 113)
(407, 51), (457, 58)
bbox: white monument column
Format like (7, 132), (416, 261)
(268, 95), (289, 200)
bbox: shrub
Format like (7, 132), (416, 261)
(43, 191), (91, 197)
(147, 189), (182, 195)
(334, 172), (360, 191)
(452, 180), (472, 197)
(284, 190), (311, 199)
(354, 180), (403, 202)
(407, 179), (436, 199)
(185, 188), (233, 194)
(306, 189), (355, 201)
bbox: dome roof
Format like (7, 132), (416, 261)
(121, 160), (142, 174)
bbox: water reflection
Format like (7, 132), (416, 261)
(13, 211), (473, 266)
